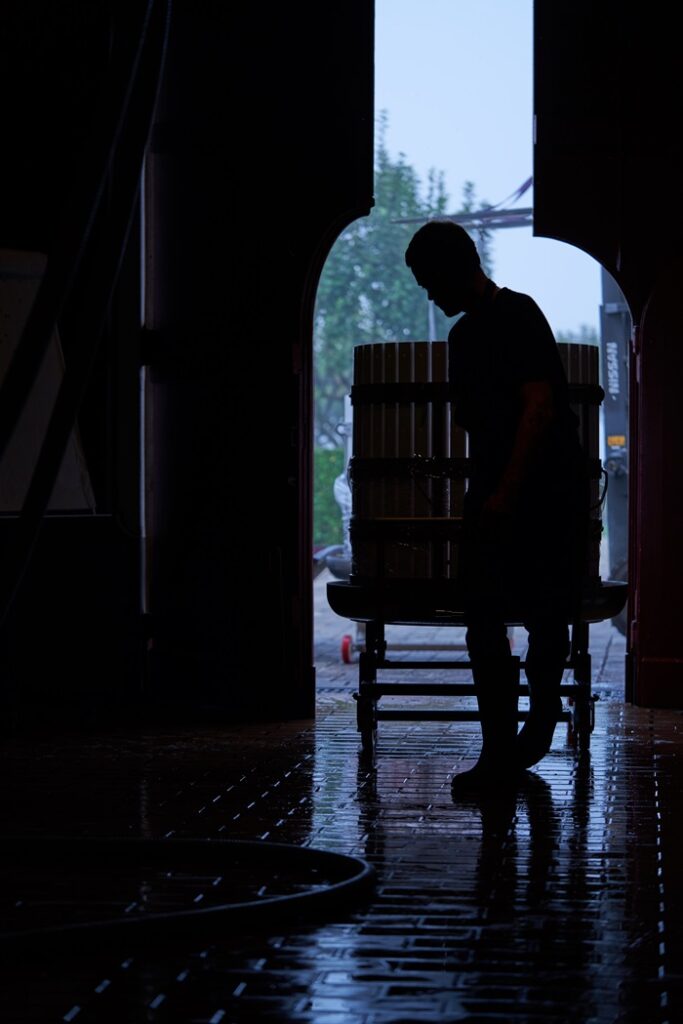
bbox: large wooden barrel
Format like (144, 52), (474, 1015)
(349, 339), (604, 589)
(349, 340), (466, 581)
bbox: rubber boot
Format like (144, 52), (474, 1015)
(451, 656), (524, 797)
(515, 662), (564, 769)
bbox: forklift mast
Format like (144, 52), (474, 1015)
(599, 267), (631, 634)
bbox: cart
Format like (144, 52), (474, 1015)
(327, 567), (628, 754)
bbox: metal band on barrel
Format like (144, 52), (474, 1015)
(351, 382), (604, 405)
(349, 456), (470, 480)
(350, 455), (604, 481)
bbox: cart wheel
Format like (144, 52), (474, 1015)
(341, 634), (355, 663)
(569, 698), (592, 752)
(355, 692), (376, 752)
(566, 713), (575, 748)
(566, 699), (577, 748)
(360, 726), (376, 755)
(578, 714), (591, 752)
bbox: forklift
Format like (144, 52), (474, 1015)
(599, 267), (631, 636)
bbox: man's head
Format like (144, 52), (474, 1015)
(405, 220), (481, 317)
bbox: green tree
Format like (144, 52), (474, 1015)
(556, 325), (599, 345)
(313, 114), (491, 448)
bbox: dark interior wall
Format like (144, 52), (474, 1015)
(0, 0), (373, 727)
(0, 2), (110, 252)
(8, 0), (678, 722)
(144, 3), (374, 718)
(0, 3), (147, 726)
(534, 1), (682, 315)
(534, 0), (683, 705)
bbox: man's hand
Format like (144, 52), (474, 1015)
(476, 484), (519, 540)
(473, 380), (555, 541)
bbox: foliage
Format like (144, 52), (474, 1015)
(313, 447), (345, 547)
(313, 113), (491, 448)
(556, 325), (599, 345)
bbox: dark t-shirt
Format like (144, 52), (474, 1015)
(448, 286), (584, 505)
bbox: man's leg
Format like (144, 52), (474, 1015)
(516, 614), (569, 769)
(514, 482), (585, 770)
(451, 609), (522, 794)
(452, 514), (526, 794)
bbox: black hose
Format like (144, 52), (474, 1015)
(0, 836), (376, 957)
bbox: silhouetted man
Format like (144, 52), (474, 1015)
(405, 220), (588, 794)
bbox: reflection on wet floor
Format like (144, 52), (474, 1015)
(2, 690), (683, 1022)
(0, 573), (678, 1021)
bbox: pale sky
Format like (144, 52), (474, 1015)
(375, 0), (602, 336)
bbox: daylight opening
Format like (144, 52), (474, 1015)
(313, 0), (629, 697)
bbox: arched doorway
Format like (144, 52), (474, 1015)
(313, 0), (630, 703)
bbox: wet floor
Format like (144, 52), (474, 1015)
(0, 572), (681, 1022)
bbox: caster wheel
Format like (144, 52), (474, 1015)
(354, 692), (376, 749)
(569, 698), (592, 752)
(360, 727), (376, 755)
(341, 634), (355, 663)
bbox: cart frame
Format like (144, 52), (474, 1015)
(327, 577), (627, 755)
